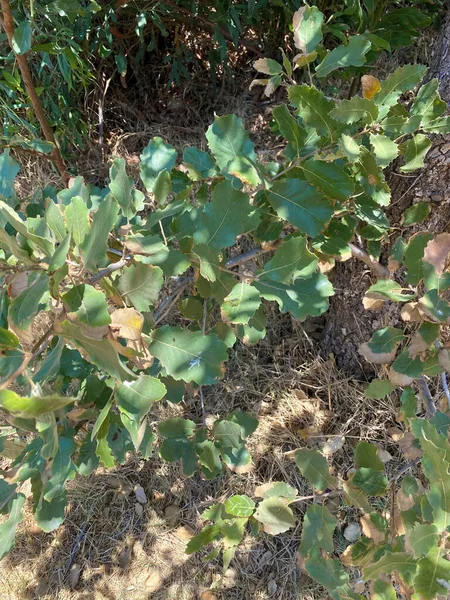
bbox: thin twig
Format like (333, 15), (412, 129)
(349, 243), (390, 279)
(226, 246), (273, 268)
(417, 376), (436, 418)
(88, 258), (129, 284)
(389, 458), (420, 483)
(291, 489), (342, 503)
(442, 373), (450, 404)
(153, 278), (191, 324)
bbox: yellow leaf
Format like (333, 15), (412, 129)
(361, 75), (381, 100)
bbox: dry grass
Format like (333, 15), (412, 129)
(0, 313), (405, 600)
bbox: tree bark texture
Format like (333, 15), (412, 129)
(321, 11), (450, 379)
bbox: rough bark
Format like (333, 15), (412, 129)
(321, 11), (450, 379)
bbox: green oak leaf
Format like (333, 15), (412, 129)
(391, 350), (424, 378)
(305, 556), (353, 598)
(266, 179), (333, 237)
(353, 468), (388, 496)
(295, 448), (337, 491)
(63, 284), (111, 328)
(402, 201), (431, 226)
(376, 64), (427, 115)
(8, 272), (49, 331)
(224, 495), (255, 517)
(404, 232), (433, 284)
(0, 150), (20, 200)
(236, 305), (266, 345)
(400, 134), (432, 173)
(356, 148), (390, 206)
(109, 157), (144, 218)
(371, 579), (397, 600)
(253, 273), (334, 321)
(254, 497), (295, 535)
(299, 503), (337, 555)
(186, 523), (221, 554)
(330, 97), (378, 124)
(367, 327), (406, 355)
(193, 180), (260, 250)
(183, 147), (218, 179)
(365, 379), (396, 399)
(221, 282), (261, 325)
(64, 195), (90, 245)
(365, 280), (415, 302)
(302, 159), (354, 201)
(0, 390), (75, 418)
(140, 137), (177, 193)
(45, 198), (66, 242)
(0, 201), (54, 256)
(116, 263), (163, 311)
(205, 114), (260, 185)
(80, 196), (119, 272)
(355, 442), (384, 471)
(414, 547), (450, 599)
(288, 85), (338, 140)
(410, 79), (446, 124)
(315, 35), (371, 78)
(293, 4), (323, 54)
(190, 244), (222, 282)
(0, 494), (25, 560)
(261, 235), (318, 283)
(363, 551), (417, 582)
(369, 134), (399, 168)
(12, 20), (32, 54)
(406, 523), (439, 558)
(272, 104), (306, 156)
(149, 326), (228, 385)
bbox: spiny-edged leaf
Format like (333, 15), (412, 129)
(12, 20), (31, 54)
(365, 379), (396, 400)
(299, 503), (336, 555)
(224, 495), (255, 517)
(221, 282), (261, 325)
(288, 85), (338, 140)
(369, 134), (399, 168)
(109, 157), (144, 218)
(0, 150), (20, 200)
(353, 468), (388, 496)
(414, 547), (450, 600)
(116, 263), (163, 312)
(186, 523), (221, 554)
(365, 280), (415, 302)
(375, 64), (427, 112)
(0, 390), (75, 418)
(34, 492), (67, 533)
(400, 134), (432, 173)
(261, 235), (317, 283)
(355, 442), (384, 471)
(183, 147), (218, 180)
(80, 196), (119, 272)
(356, 148), (390, 206)
(302, 159), (354, 201)
(140, 137), (177, 193)
(56, 320), (135, 381)
(149, 326), (228, 385)
(406, 523), (439, 558)
(64, 196), (90, 245)
(367, 327), (406, 355)
(236, 305), (266, 345)
(410, 78), (446, 125)
(293, 5), (323, 53)
(193, 180), (260, 250)
(190, 244), (221, 282)
(0, 494), (25, 560)
(272, 104), (306, 156)
(402, 201), (431, 227)
(63, 284), (111, 328)
(253, 497), (295, 535)
(116, 374), (166, 423)
(315, 35), (371, 78)
(371, 579), (397, 600)
(305, 556), (352, 598)
(391, 350), (424, 378)
(362, 551), (417, 581)
(254, 272), (334, 321)
(294, 448), (337, 491)
(342, 480), (371, 512)
(158, 417), (196, 438)
(330, 96), (378, 124)
(0, 201), (53, 256)
(404, 232), (433, 284)
(205, 114), (260, 185)
(8, 272), (49, 330)
(266, 179), (332, 237)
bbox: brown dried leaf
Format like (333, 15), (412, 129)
(363, 296), (384, 311)
(398, 432), (423, 460)
(134, 484), (147, 504)
(322, 435), (345, 456)
(389, 368), (414, 387)
(145, 570), (162, 593)
(253, 58), (272, 75)
(359, 342), (396, 365)
(360, 514), (386, 544)
(396, 488), (415, 512)
(401, 302), (422, 323)
(176, 525), (195, 540)
(293, 7), (307, 51)
(387, 427), (404, 442)
(7, 270), (35, 298)
(110, 308), (144, 341)
(424, 233), (450, 276)
(408, 330), (430, 357)
(200, 592), (218, 600)
(439, 349), (450, 371)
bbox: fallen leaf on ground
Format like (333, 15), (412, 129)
(134, 484), (147, 504)
(145, 570), (162, 592)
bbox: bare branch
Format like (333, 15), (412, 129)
(349, 243), (390, 279)
(88, 258), (129, 284)
(418, 376), (436, 418)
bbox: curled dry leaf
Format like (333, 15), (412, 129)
(397, 488), (415, 512)
(134, 484), (147, 504)
(360, 515), (386, 544)
(359, 342), (396, 365)
(176, 525), (195, 540)
(68, 563), (81, 590)
(377, 448), (393, 463)
(363, 296), (384, 311)
(322, 435), (345, 456)
(253, 58), (272, 75)
(145, 570), (162, 593)
(401, 302), (422, 322)
(398, 431), (423, 460)
(343, 522), (361, 542)
(423, 233), (450, 275)
(6, 270), (34, 298)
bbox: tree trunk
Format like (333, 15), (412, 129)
(321, 11), (450, 379)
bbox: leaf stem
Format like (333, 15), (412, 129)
(417, 376), (436, 418)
